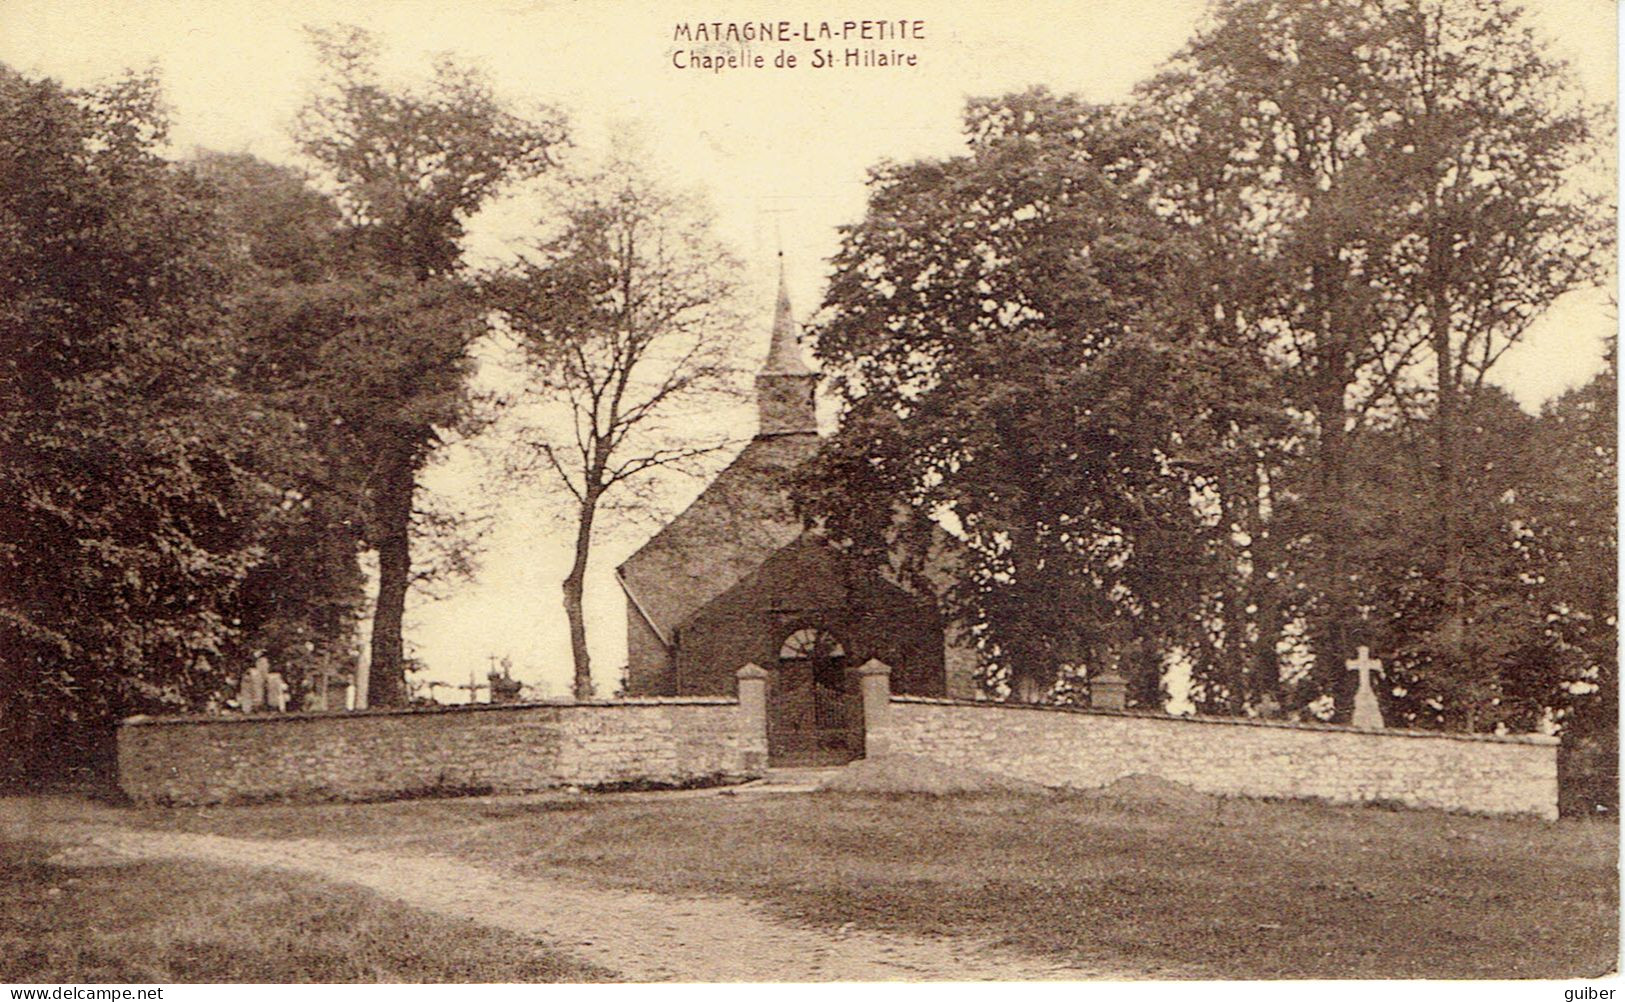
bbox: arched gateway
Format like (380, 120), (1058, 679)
(769, 627), (861, 765)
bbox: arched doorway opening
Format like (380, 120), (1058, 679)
(769, 627), (861, 766)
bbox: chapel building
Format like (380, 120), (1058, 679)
(616, 260), (973, 765)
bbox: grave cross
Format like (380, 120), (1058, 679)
(1345, 645), (1381, 689)
(455, 668), (487, 705)
(1344, 645), (1385, 729)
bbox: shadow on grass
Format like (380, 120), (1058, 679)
(0, 839), (615, 983)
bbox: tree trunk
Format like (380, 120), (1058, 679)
(1417, 29), (1469, 722)
(564, 487), (600, 701)
(367, 443), (417, 707)
(1217, 493), (1248, 715)
(1316, 389), (1353, 719)
(1307, 284), (1356, 721)
(1431, 266), (1464, 661)
(1253, 563), (1285, 704)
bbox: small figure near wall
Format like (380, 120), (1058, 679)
(238, 651), (289, 713)
(264, 664), (289, 712)
(238, 651), (268, 712)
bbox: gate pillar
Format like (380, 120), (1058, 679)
(857, 659), (893, 758)
(736, 663), (769, 773)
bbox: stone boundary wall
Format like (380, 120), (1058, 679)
(874, 692), (1558, 818)
(118, 695), (763, 806)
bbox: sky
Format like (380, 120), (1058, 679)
(2, 0), (1616, 701)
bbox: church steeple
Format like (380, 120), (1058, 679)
(756, 255), (817, 438)
(764, 259), (811, 376)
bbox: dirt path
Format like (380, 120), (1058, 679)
(2, 800), (1101, 982)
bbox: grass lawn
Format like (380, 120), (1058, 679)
(130, 788), (1618, 980)
(0, 838), (614, 983)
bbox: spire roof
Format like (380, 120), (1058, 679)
(763, 254), (811, 375)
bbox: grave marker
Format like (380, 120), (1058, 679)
(1345, 645), (1385, 729)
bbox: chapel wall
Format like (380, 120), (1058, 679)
(882, 696), (1559, 819)
(674, 538), (947, 697)
(116, 698), (748, 806)
(624, 609), (676, 696)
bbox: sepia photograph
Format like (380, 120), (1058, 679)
(0, 0), (1617, 987)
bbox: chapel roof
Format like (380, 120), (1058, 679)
(616, 433), (818, 639)
(616, 257), (820, 640)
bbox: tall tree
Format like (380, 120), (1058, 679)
(191, 152), (372, 703)
(1141, 0), (1431, 716)
(806, 0), (1607, 720)
(1340, 385), (1574, 731)
(485, 158), (744, 699)
(1138, 0), (1608, 718)
(0, 68), (279, 780)
(801, 90), (1280, 701)
(293, 26), (565, 705)
(1527, 351), (1616, 812)
(1375, 0), (1609, 695)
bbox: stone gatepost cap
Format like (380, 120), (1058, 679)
(857, 659), (893, 676)
(736, 663), (769, 680)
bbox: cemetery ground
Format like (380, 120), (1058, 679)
(0, 782), (1616, 982)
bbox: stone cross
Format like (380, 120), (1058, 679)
(1345, 645), (1385, 729)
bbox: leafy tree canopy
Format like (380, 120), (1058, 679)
(0, 68), (290, 780)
